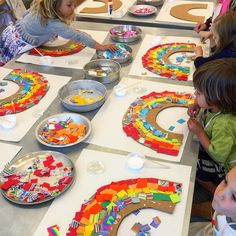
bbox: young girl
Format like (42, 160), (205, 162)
(194, 11), (236, 68)
(188, 58), (236, 195)
(190, 165), (236, 236)
(0, 0), (116, 64)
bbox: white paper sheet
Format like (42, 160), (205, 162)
(33, 148), (192, 236)
(0, 68), (71, 142)
(129, 34), (210, 81)
(86, 77), (194, 162)
(0, 142), (22, 171)
(16, 30), (108, 69)
(156, 0), (213, 25)
(75, 0), (136, 18)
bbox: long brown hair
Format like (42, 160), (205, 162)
(213, 11), (236, 53)
(193, 59), (236, 115)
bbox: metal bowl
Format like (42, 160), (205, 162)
(109, 25), (142, 43)
(84, 59), (121, 84)
(35, 113), (91, 148)
(59, 80), (107, 112)
(136, 0), (164, 7)
(128, 4), (157, 16)
(0, 151), (74, 205)
(96, 43), (132, 64)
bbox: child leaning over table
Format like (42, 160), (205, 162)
(190, 165), (236, 236)
(0, 0), (116, 64)
(194, 11), (236, 68)
(187, 58), (236, 196)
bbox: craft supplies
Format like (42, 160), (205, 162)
(0, 69), (49, 115)
(0, 114), (16, 129)
(67, 177), (182, 235)
(36, 113), (92, 147)
(39, 55), (52, 66)
(87, 160), (106, 174)
(108, 0), (113, 15)
(128, 5), (157, 16)
(122, 91), (194, 156)
(0, 151), (74, 204)
(127, 153), (145, 170)
(114, 84), (128, 97)
(142, 42), (195, 81)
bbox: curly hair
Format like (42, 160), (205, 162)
(193, 58), (236, 115)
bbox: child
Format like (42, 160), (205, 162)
(194, 11), (236, 68)
(194, 0), (236, 41)
(190, 165), (236, 236)
(0, 0), (116, 64)
(188, 58), (236, 195)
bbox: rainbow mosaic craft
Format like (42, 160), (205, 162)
(67, 178), (182, 236)
(142, 43), (195, 81)
(29, 41), (85, 57)
(122, 91), (194, 156)
(0, 69), (49, 115)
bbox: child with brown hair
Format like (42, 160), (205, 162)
(194, 11), (236, 68)
(0, 0), (116, 64)
(190, 166), (236, 235)
(188, 58), (236, 195)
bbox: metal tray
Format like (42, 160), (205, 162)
(128, 4), (157, 16)
(59, 80), (107, 112)
(0, 151), (74, 205)
(96, 43), (132, 64)
(84, 59), (121, 84)
(35, 113), (91, 148)
(109, 25), (142, 43)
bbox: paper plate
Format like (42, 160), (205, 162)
(0, 151), (74, 205)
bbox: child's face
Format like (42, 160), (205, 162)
(211, 24), (220, 46)
(212, 167), (236, 220)
(194, 89), (209, 109)
(58, 0), (76, 18)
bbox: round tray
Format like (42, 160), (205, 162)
(35, 113), (91, 148)
(59, 80), (107, 112)
(136, 0), (164, 7)
(128, 4), (157, 16)
(0, 151), (74, 205)
(109, 25), (142, 43)
(96, 43), (132, 64)
(84, 59), (121, 84)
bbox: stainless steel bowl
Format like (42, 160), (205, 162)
(84, 59), (121, 84)
(59, 80), (107, 112)
(109, 25), (142, 43)
(128, 4), (157, 16)
(35, 113), (91, 148)
(136, 0), (164, 7)
(96, 44), (132, 64)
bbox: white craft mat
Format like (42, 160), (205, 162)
(33, 148), (192, 236)
(156, 0), (213, 25)
(129, 34), (210, 81)
(16, 30), (108, 69)
(0, 142), (22, 171)
(75, 0), (136, 18)
(86, 77), (194, 162)
(0, 68), (71, 142)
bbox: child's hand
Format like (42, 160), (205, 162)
(187, 103), (200, 118)
(187, 118), (204, 136)
(194, 45), (203, 57)
(199, 31), (213, 42)
(194, 23), (207, 33)
(100, 44), (117, 52)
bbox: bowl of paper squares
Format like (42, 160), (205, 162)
(128, 4), (157, 16)
(35, 113), (91, 148)
(96, 43), (132, 64)
(83, 59), (121, 84)
(59, 79), (107, 112)
(109, 25), (142, 43)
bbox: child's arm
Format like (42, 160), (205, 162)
(188, 100), (201, 118)
(187, 118), (210, 151)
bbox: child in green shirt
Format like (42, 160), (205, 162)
(188, 58), (236, 195)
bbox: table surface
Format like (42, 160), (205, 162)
(1, 21), (199, 236)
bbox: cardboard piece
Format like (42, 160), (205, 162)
(80, 0), (122, 13)
(170, 3), (208, 23)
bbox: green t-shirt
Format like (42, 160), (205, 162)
(204, 110), (236, 172)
